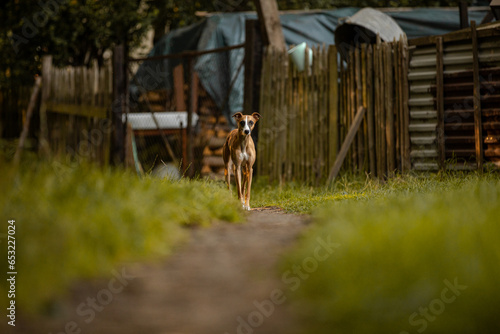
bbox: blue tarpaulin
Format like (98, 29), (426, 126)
(131, 7), (490, 124)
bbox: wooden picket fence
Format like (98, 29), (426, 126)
(41, 56), (113, 165)
(339, 36), (410, 178)
(257, 37), (410, 184)
(257, 45), (338, 185)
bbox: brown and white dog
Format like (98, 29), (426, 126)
(223, 112), (261, 210)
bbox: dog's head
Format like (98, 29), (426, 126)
(232, 112), (261, 136)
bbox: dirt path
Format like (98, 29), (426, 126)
(15, 207), (309, 334)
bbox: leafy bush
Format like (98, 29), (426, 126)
(0, 162), (242, 313)
(283, 173), (500, 333)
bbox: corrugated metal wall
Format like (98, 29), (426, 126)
(408, 22), (500, 170)
(408, 45), (439, 170)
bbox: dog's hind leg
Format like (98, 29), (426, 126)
(224, 160), (232, 191)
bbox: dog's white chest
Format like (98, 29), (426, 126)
(239, 152), (249, 161)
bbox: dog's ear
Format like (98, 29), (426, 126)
(232, 112), (243, 121)
(252, 112), (262, 121)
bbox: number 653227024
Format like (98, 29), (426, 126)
(8, 220), (15, 270)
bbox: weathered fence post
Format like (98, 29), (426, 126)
(112, 44), (128, 165)
(436, 37), (446, 169)
(471, 21), (484, 170)
(459, 1), (469, 29)
(39, 55), (52, 157)
(244, 19), (264, 150)
(14, 77), (42, 165)
(186, 56), (196, 177)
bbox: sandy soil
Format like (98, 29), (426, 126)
(10, 207), (310, 334)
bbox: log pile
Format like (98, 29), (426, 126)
(131, 66), (233, 180)
(199, 114), (231, 180)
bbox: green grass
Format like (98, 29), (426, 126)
(251, 175), (370, 213)
(280, 172), (500, 333)
(0, 161), (242, 314)
(252, 172), (484, 214)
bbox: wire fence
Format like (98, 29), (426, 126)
(127, 44), (244, 179)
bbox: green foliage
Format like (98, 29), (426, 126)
(0, 0), (155, 87)
(0, 162), (242, 313)
(0, 0), (475, 86)
(282, 172), (500, 333)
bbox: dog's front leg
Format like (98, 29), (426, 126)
(245, 166), (253, 211)
(234, 165), (244, 206)
(241, 166), (248, 205)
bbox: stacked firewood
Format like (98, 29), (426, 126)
(200, 114), (231, 180)
(133, 71), (234, 179)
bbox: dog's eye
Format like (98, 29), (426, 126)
(240, 121), (245, 126)
(249, 121), (254, 126)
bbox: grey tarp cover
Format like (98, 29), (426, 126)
(131, 7), (489, 124)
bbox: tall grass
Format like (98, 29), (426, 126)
(252, 172), (500, 213)
(0, 162), (242, 313)
(282, 172), (500, 333)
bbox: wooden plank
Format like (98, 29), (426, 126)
(274, 49), (281, 181)
(310, 46), (318, 183)
(257, 49), (265, 175)
(397, 39), (404, 171)
(298, 50), (305, 181)
(286, 51), (293, 181)
(279, 50), (287, 183)
(378, 38), (387, 177)
(385, 43), (395, 175)
(410, 25), (500, 48)
(112, 44), (127, 165)
(304, 46), (311, 183)
(129, 43), (245, 62)
(327, 106), (366, 185)
(344, 53), (351, 172)
(46, 103), (108, 118)
(394, 39), (401, 171)
(355, 47), (364, 171)
(320, 45), (327, 181)
(244, 19), (264, 119)
(254, 0), (287, 51)
(366, 44), (376, 176)
(436, 36), (446, 169)
(266, 49), (274, 179)
(187, 57), (196, 176)
(373, 39), (381, 177)
(173, 64), (186, 111)
(318, 45), (325, 181)
(471, 20), (484, 170)
(459, 1), (469, 29)
(125, 123), (135, 170)
(349, 49), (357, 171)
(402, 35), (411, 171)
(328, 45), (339, 171)
(13, 77), (42, 165)
(361, 44), (369, 173)
(269, 50), (275, 178)
(311, 46), (322, 184)
(317, 45), (324, 179)
(40, 55), (52, 157)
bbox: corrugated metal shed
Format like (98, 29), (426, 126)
(408, 21), (500, 170)
(408, 44), (439, 170)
